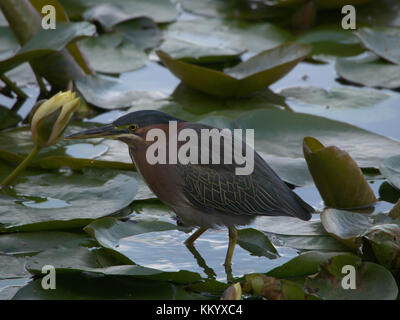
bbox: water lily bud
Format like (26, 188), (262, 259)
(31, 91), (80, 147)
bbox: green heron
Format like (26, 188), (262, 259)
(66, 110), (313, 267)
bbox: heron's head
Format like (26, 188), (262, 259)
(65, 110), (184, 144)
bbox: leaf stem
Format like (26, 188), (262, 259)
(0, 73), (28, 99)
(34, 72), (48, 97)
(1, 145), (41, 187)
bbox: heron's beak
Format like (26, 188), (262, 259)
(64, 124), (127, 140)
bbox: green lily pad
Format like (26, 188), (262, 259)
(379, 181), (400, 203)
(157, 43), (311, 97)
(82, 3), (137, 29)
(237, 228), (279, 259)
(25, 245), (202, 284)
(304, 254), (398, 300)
(363, 225), (400, 276)
(84, 217), (179, 250)
(270, 0), (376, 9)
(267, 251), (398, 300)
(270, 233), (350, 252)
(379, 155), (400, 190)
(0, 123), (133, 170)
(321, 209), (375, 248)
(280, 86), (390, 109)
(320, 209), (399, 249)
(146, 84), (290, 122)
(358, 0), (400, 27)
(253, 216), (350, 252)
(13, 273), (207, 300)
(76, 73), (166, 109)
(232, 109), (400, 169)
(157, 38), (243, 65)
(115, 17), (162, 51)
(163, 18), (292, 55)
(335, 55), (400, 89)
(180, 0), (290, 20)
(267, 251), (341, 278)
(0, 22), (96, 73)
(0, 165), (138, 232)
(79, 33), (148, 74)
(356, 27), (400, 65)
(297, 25), (364, 59)
(303, 137), (376, 209)
(29, 0), (94, 75)
(59, 0), (178, 23)
(0, 26), (19, 61)
(0, 231), (93, 255)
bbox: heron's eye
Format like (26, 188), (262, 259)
(129, 124), (138, 131)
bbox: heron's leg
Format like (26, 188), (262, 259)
(224, 227), (238, 267)
(184, 227), (208, 246)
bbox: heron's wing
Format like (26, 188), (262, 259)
(176, 123), (313, 220)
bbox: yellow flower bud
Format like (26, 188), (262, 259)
(31, 91), (80, 147)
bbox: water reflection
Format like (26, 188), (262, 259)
(20, 197), (71, 209)
(117, 229), (297, 282)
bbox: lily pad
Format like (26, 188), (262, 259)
(76, 73), (166, 109)
(163, 18), (292, 55)
(237, 228), (279, 259)
(13, 274), (206, 300)
(0, 26), (19, 60)
(0, 22), (96, 73)
(253, 216), (349, 252)
(363, 224), (400, 276)
(79, 33), (148, 74)
(270, 0), (376, 9)
(243, 273), (320, 300)
(280, 86), (390, 109)
(0, 231), (93, 255)
(29, 0), (94, 75)
(180, 0), (290, 20)
(356, 27), (400, 65)
(0, 123), (133, 170)
(0, 165), (138, 232)
(232, 109), (400, 169)
(297, 25), (364, 59)
(335, 55), (400, 89)
(114, 17), (162, 51)
(267, 251), (341, 278)
(25, 246), (202, 284)
(304, 254), (398, 300)
(303, 136), (376, 209)
(157, 43), (311, 97)
(320, 209), (399, 250)
(84, 217), (179, 250)
(267, 251), (398, 300)
(59, 0), (178, 23)
(157, 38), (243, 65)
(379, 155), (400, 190)
(358, 0), (400, 27)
